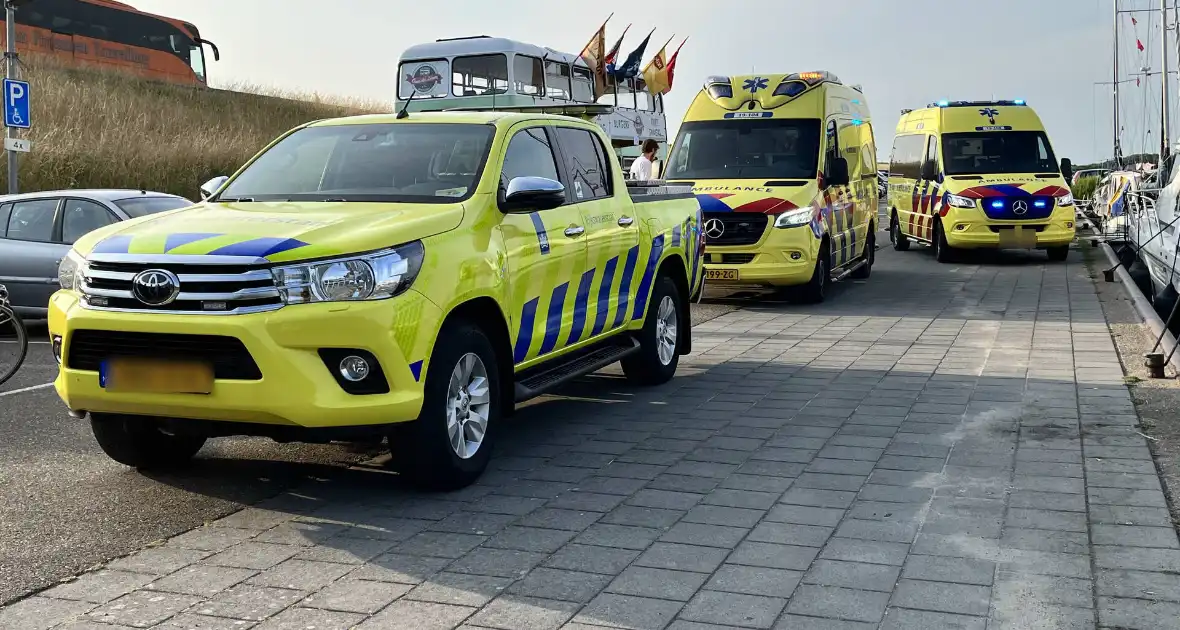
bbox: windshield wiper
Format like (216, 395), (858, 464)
(217, 197), (255, 202)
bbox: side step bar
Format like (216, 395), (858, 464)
(514, 337), (641, 402)
(831, 257), (868, 283)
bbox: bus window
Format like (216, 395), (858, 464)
(572, 66), (593, 102)
(188, 42), (206, 83)
(634, 88), (651, 111)
(452, 54), (509, 97)
(613, 81), (637, 109)
(545, 61), (571, 100)
(513, 54), (544, 96)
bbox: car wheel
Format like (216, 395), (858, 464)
(890, 212), (910, 251)
(622, 274), (682, 386)
(1046, 246), (1069, 262)
(851, 226), (875, 279)
(794, 245), (829, 304)
(933, 220), (956, 263)
(390, 320), (500, 491)
(90, 414), (206, 470)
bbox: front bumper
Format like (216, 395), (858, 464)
(702, 225), (819, 288)
(942, 207), (1076, 249)
(48, 290), (443, 428)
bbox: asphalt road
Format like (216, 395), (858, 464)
(0, 301), (742, 605)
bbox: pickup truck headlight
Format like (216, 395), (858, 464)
(1056, 192), (1075, 207)
(945, 194), (977, 209)
(58, 249), (86, 291)
(272, 241), (425, 304)
(774, 207), (814, 228)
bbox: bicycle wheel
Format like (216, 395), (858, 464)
(0, 305), (28, 387)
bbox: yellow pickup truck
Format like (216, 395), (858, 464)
(50, 111), (704, 489)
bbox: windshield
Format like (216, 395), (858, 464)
(942, 131), (1059, 176)
(114, 196), (193, 217)
(665, 119), (821, 180)
(218, 123), (495, 203)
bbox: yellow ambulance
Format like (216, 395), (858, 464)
(664, 72), (879, 302)
(887, 100), (1076, 262)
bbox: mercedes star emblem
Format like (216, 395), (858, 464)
(131, 269), (181, 306)
(1012, 200), (1029, 216)
(703, 218), (726, 239)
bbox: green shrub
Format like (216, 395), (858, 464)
(1072, 175), (1099, 202)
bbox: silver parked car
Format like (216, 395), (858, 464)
(0, 189), (193, 318)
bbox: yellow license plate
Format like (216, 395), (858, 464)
(100, 358), (214, 394)
(705, 269), (740, 281)
(997, 227), (1037, 249)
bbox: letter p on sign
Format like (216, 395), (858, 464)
(4, 79), (30, 129)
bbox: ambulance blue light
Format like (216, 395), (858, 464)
(1034, 200), (1048, 208)
(851, 99), (861, 104)
(937, 100), (950, 107)
(1014, 99), (1026, 105)
(852, 118), (863, 125)
(990, 200), (1004, 209)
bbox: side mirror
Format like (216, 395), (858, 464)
(200, 175), (229, 200)
(1061, 157), (1074, 182)
(501, 176), (566, 212)
(825, 157), (850, 187)
(921, 160), (937, 181)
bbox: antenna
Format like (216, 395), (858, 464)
(396, 87), (418, 119)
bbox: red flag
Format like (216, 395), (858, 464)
(1138, 39), (1145, 51)
(604, 24), (631, 68)
(665, 37), (687, 92)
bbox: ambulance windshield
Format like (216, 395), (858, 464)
(942, 131), (1058, 176)
(665, 119), (821, 180)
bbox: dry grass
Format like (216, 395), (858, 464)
(4, 56), (386, 199)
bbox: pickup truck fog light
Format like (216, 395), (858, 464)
(51, 335), (62, 364)
(955, 224), (968, 231)
(790, 252), (802, 260)
(339, 355), (371, 382)
(1066, 221), (1074, 229)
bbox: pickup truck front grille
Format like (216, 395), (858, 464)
(81, 260), (283, 315)
(67, 330), (263, 380)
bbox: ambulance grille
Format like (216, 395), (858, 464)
(703, 213), (768, 246)
(80, 260), (283, 315)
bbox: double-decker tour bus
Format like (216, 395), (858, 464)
(1, 0), (219, 86)
(394, 35), (668, 171)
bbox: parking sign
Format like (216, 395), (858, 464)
(4, 79), (29, 129)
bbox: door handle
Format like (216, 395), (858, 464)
(618, 216), (635, 227)
(564, 225), (585, 238)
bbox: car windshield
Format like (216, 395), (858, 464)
(942, 131), (1059, 176)
(218, 123), (495, 203)
(113, 196), (192, 217)
(665, 119), (821, 180)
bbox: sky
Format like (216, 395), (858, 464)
(133, 0), (1157, 164)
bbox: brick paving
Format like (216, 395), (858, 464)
(3, 241), (1179, 629)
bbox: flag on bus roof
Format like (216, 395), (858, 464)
(604, 24), (630, 69)
(664, 37), (687, 93)
(1138, 38), (1145, 51)
(609, 28), (654, 81)
(642, 35), (675, 95)
(579, 14), (612, 99)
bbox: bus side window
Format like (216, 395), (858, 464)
(572, 66), (594, 102)
(452, 54), (509, 97)
(513, 54), (544, 96)
(545, 61), (571, 100)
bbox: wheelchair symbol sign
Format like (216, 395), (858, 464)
(4, 79), (30, 129)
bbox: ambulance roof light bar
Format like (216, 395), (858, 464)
(929, 99), (1029, 108)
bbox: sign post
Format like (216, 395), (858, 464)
(4, 0), (20, 194)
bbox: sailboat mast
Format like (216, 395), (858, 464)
(1163, 0), (1171, 163)
(1115, 0), (1122, 166)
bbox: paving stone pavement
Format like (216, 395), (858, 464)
(4, 242), (1179, 629)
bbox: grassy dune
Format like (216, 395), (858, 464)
(3, 57), (386, 199)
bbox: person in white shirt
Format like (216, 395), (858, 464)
(629, 139), (660, 181)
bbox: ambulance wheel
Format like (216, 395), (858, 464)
(90, 414), (206, 470)
(851, 226), (875, 279)
(890, 212), (910, 251)
(1046, 246), (1069, 262)
(623, 274), (682, 386)
(390, 320), (500, 491)
(794, 246), (829, 304)
(933, 220), (957, 263)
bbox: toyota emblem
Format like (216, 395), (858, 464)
(703, 218), (726, 239)
(1012, 200), (1029, 216)
(131, 269), (180, 306)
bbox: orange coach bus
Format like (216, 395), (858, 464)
(0, 0), (219, 86)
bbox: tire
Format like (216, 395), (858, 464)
(0, 305), (27, 387)
(851, 225), (875, 279)
(389, 320), (500, 491)
(794, 245), (829, 304)
(933, 220), (956, 263)
(90, 414), (206, 470)
(622, 274), (682, 386)
(890, 212), (910, 251)
(1046, 246), (1069, 262)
